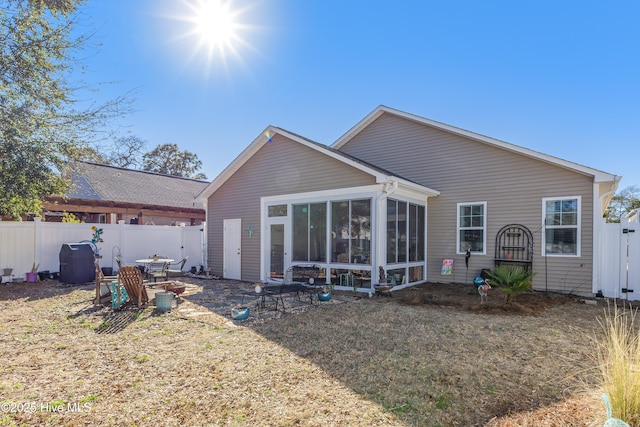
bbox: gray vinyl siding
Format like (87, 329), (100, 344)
(339, 113), (595, 295)
(208, 133), (376, 281)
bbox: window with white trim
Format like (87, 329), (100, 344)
(457, 202), (486, 254)
(543, 197), (580, 256)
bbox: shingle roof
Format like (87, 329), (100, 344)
(67, 162), (209, 209)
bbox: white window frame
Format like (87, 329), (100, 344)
(456, 201), (487, 255)
(542, 196), (581, 257)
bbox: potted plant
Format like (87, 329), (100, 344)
(25, 262), (39, 282)
(3, 266), (12, 276)
(486, 265), (536, 304)
(231, 304), (250, 320)
(318, 282), (333, 301)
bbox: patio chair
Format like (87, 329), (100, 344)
(166, 256), (189, 278)
(118, 266), (149, 308)
(146, 261), (169, 283)
(264, 265), (322, 308)
(94, 261), (117, 305)
(290, 264), (324, 302)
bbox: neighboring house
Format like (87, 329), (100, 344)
(197, 106), (620, 296)
(44, 161), (208, 225)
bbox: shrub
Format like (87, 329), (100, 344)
(486, 265), (535, 303)
(596, 304), (640, 425)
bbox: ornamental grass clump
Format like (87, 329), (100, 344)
(487, 265), (535, 304)
(596, 304), (640, 426)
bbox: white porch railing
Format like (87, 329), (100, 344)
(0, 218), (207, 280)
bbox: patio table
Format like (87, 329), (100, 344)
(135, 258), (174, 281)
(135, 258), (174, 264)
(241, 288), (284, 312)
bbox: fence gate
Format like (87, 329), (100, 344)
(601, 216), (639, 301)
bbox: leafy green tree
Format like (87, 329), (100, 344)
(605, 185), (640, 223)
(142, 143), (208, 180)
(0, 0), (128, 219)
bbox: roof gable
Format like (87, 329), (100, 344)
(198, 126), (439, 200)
(331, 105), (620, 184)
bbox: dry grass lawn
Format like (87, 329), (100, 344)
(0, 279), (618, 426)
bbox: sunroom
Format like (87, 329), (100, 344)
(260, 180), (439, 293)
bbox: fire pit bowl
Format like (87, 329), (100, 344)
(165, 285), (186, 295)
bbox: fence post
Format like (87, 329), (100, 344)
(33, 217), (42, 272)
(118, 220), (126, 262)
(201, 221), (207, 269)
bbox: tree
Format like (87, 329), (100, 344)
(0, 0), (129, 219)
(142, 143), (208, 180)
(605, 185), (640, 223)
(102, 135), (147, 169)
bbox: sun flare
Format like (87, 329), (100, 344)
(170, 0), (253, 69)
(192, 0), (238, 50)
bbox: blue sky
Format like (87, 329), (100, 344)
(77, 0), (639, 189)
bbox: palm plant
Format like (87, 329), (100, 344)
(487, 265), (535, 303)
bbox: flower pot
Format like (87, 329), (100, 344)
(155, 292), (174, 312)
(25, 272), (37, 282)
(318, 291), (332, 302)
(37, 271), (50, 281)
(231, 307), (250, 320)
(101, 267), (113, 276)
(3, 268), (12, 276)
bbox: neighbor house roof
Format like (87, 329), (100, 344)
(66, 161), (209, 210)
(332, 105), (621, 185)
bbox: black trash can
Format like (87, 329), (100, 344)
(59, 243), (95, 284)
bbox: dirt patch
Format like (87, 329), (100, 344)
(395, 282), (578, 315)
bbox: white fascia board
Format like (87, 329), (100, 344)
(260, 181), (438, 206)
(332, 105), (620, 183)
(394, 178), (440, 199)
(262, 185), (382, 204)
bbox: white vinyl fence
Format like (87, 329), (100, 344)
(0, 218), (207, 280)
(599, 211), (640, 301)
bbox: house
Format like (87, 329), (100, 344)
(43, 161), (208, 225)
(198, 106), (620, 296)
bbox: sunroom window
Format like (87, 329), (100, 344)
(292, 203), (326, 262)
(543, 197), (580, 256)
(331, 199), (371, 264)
(387, 200), (425, 263)
(457, 202), (486, 254)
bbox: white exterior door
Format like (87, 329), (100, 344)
(265, 220), (290, 282)
(223, 219), (242, 280)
